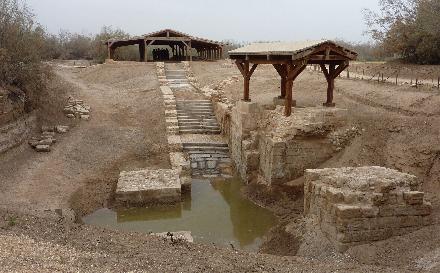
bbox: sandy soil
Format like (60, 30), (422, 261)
(1, 60), (440, 272)
(191, 60), (440, 271)
(0, 62), (170, 218)
(0, 209), (403, 273)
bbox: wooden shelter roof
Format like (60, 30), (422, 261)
(229, 40), (357, 62)
(106, 29), (223, 49)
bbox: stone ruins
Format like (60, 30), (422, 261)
(304, 166), (432, 251)
(215, 99), (357, 185)
(28, 125), (69, 152)
(116, 169), (181, 205)
(63, 96), (91, 120)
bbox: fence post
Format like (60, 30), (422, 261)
(382, 73), (384, 83)
(416, 78), (418, 88)
(396, 74), (398, 85)
(347, 70), (350, 79)
(438, 77), (440, 89)
(362, 69), (365, 80)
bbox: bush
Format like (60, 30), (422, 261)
(0, 0), (51, 111)
(365, 0), (440, 64)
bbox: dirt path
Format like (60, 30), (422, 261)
(0, 62), (170, 216)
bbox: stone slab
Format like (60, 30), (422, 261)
(116, 169), (181, 205)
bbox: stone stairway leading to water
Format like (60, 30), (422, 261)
(165, 63), (232, 178)
(176, 100), (221, 134)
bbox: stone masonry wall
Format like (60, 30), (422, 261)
(0, 114), (36, 154)
(225, 100), (351, 185)
(304, 166), (433, 252)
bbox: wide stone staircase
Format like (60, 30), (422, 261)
(176, 100), (221, 134)
(165, 63), (232, 178)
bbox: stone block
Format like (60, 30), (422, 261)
(35, 144), (50, 152)
(237, 100), (260, 114)
(167, 136), (182, 152)
(335, 204), (362, 219)
(403, 191), (424, 205)
(304, 166), (431, 252)
(116, 169), (181, 205)
(207, 160), (217, 169)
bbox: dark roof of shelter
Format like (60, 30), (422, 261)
(106, 29), (223, 49)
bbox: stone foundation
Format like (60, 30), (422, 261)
(304, 166), (433, 252)
(116, 169), (181, 205)
(226, 100), (350, 185)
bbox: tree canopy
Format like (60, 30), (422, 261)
(365, 0), (440, 64)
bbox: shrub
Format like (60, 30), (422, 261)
(0, 0), (51, 111)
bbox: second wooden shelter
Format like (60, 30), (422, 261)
(228, 40), (357, 116)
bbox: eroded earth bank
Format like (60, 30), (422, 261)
(1, 60), (440, 272)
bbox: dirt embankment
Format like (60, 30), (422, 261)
(0, 62), (169, 218)
(191, 60), (440, 271)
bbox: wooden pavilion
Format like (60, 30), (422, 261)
(228, 40), (357, 116)
(105, 29), (224, 62)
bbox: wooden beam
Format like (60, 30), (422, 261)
(146, 37), (191, 41)
(273, 64), (287, 98)
(284, 61), (307, 116)
(235, 60), (257, 101)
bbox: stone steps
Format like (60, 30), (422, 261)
(164, 64), (232, 178)
(179, 129), (221, 134)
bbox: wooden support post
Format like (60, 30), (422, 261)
(284, 61), (307, 116)
(438, 77), (439, 89)
(273, 64), (287, 98)
(189, 41), (192, 62)
(139, 41), (145, 62)
(236, 60), (258, 101)
(320, 62), (348, 107)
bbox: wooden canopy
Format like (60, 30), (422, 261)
(106, 29), (224, 62)
(228, 40), (357, 116)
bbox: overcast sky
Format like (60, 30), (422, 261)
(26, 0), (380, 43)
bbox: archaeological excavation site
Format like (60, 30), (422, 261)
(2, 1), (440, 271)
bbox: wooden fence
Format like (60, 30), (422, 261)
(309, 65), (440, 89)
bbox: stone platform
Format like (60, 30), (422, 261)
(304, 166), (432, 252)
(116, 169), (181, 205)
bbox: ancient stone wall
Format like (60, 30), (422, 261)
(0, 114), (36, 154)
(304, 166), (433, 252)
(222, 100), (351, 185)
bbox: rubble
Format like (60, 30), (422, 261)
(63, 97), (91, 120)
(28, 125), (70, 152)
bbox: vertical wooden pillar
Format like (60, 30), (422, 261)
(285, 77), (293, 116)
(320, 62), (348, 107)
(139, 41), (145, 62)
(283, 61), (307, 116)
(189, 41), (192, 62)
(273, 64), (288, 99)
(236, 60), (258, 101)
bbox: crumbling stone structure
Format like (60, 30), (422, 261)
(227, 100), (352, 185)
(304, 166), (433, 251)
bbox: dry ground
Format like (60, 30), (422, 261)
(191, 60), (440, 271)
(0, 60), (440, 272)
(0, 61), (169, 217)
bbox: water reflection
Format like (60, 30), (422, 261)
(83, 178), (277, 251)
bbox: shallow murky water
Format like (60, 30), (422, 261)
(83, 178), (277, 251)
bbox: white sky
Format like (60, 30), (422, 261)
(26, 0), (381, 43)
